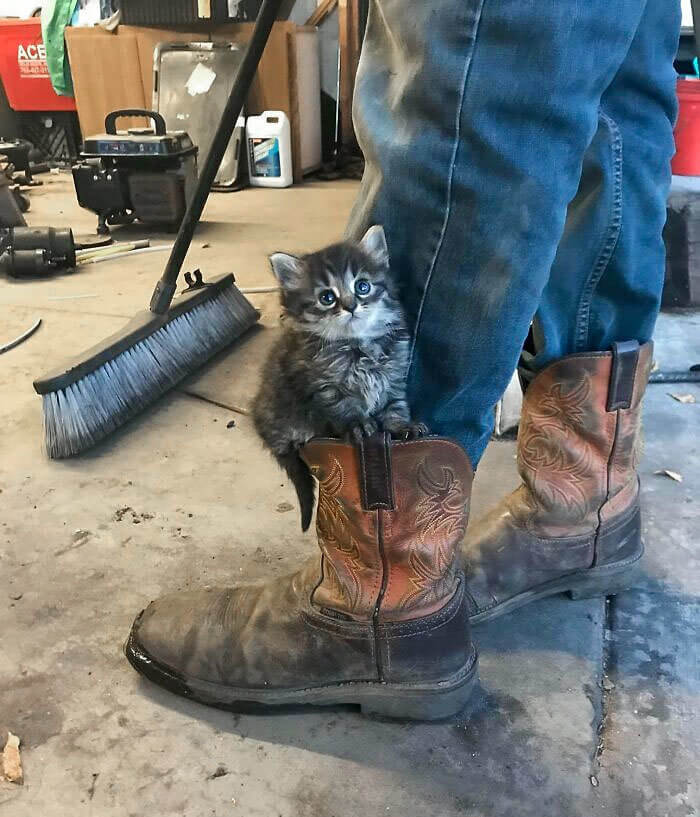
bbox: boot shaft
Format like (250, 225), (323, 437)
(301, 434), (473, 622)
(515, 341), (653, 537)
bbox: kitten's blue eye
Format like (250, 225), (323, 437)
(318, 289), (336, 306)
(355, 279), (371, 296)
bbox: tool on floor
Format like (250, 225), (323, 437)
(649, 365), (700, 384)
(0, 227), (76, 277)
(71, 109), (198, 235)
(78, 243), (175, 266)
(74, 233), (113, 251)
(75, 239), (151, 265)
(0, 175), (27, 227)
(33, 0), (284, 459)
(0, 138), (41, 186)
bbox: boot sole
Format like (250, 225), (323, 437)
(469, 544), (644, 625)
(124, 631), (478, 721)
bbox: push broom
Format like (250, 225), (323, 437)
(33, 0), (284, 459)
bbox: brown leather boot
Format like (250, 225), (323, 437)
(464, 340), (652, 623)
(125, 434), (478, 720)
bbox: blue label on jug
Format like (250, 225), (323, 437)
(249, 137), (281, 177)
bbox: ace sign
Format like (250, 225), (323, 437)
(17, 41), (49, 78)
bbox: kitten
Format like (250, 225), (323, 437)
(253, 225), (424, 531)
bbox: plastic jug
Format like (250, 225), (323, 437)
(246, 111), (293, 188)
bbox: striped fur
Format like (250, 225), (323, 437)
(253, 226), (415, 530)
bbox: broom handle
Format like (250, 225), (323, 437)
(149, 0), (286, 314)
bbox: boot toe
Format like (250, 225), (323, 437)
(129, 588), (234, 684)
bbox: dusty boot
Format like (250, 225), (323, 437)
(464, 340), (652, 623)
(126, 434), (478, 720)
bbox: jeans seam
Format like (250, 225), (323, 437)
(574, 110), (623, 352)
(407, 0), (488, 373)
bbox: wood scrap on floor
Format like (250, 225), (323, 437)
(1, 732), (23, 784)
(654, 469), (683, 483)
(668, 392), (696, 403)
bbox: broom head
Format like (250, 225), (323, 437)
(34, 273), (259, 459)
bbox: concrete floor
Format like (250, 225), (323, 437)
(1, 175), (699, 817)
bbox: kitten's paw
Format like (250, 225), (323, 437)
(348, 418), (379, 443)
(386, 421), (430, 440)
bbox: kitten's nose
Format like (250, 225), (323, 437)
(340, 297), (356, 314)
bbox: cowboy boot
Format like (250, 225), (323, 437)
(125, 434), (478, 720)
(464, 340), (652, 623)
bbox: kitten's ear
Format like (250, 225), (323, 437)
(270, 252), (303, 289)
(359, 225), (389, 267)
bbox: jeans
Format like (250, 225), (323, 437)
(347, 0), (680, 467)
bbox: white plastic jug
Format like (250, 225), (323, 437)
(246, 111), (293, 188)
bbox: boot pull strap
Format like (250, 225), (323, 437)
(358, 432), (395, 511)
(607, 340), (640, 411)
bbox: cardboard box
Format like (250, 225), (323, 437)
(64, 28), (146, 133)
(65, 22), (321, 182)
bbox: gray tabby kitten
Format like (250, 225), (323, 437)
(253, 225), (423, 531)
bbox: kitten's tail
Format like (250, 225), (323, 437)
(278, 451), (316, 532)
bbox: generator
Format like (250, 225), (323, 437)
(72, 109), (198, 235)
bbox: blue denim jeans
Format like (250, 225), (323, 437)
(347, 0), (680, 467)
